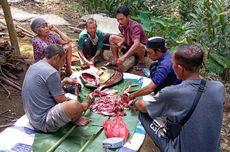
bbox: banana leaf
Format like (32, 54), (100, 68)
(32, 79), (142, 152)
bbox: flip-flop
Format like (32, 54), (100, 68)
(104, 62), (118, 67)
(143, 68), (150, 77)
(134, 61), (145, 71)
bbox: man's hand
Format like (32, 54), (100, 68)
(117, 56), (126, 65)
(81, 94), (94, 111)
(116, 41), (124, 49)
(121, 93), (130, 103)
(90, 57), (96, 65)
(61, 77), (78, 87)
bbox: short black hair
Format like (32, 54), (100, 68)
(44, 44), (65, 59)
(174, 44), (204, 71)
(86, 18), (97, 28)
(115, 6), (130, 16)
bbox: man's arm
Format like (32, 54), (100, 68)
(117, 39), (140, 64)
(54, 77), (78, 103)
(90, 50), (101, 64)
(132, 100), (147, 113)
(129, 81), (157, 100)
(53, 95), (67, 103)
(78, 49), (93, 66)
(123, 39), (140, 59)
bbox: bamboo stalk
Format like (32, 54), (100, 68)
(79, 127), (103, 152)
(46, 125), (76, 152)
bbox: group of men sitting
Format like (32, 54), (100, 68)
(22, 5), (225, 152)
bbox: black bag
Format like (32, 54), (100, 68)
(165, 118), (182, 139)
(165, 80), (206, 140)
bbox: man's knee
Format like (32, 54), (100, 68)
(109, 35), (116, 43)
(63, 43), (72, 52)
(109, 35), (122, 44)
(63, 101), (83, 119)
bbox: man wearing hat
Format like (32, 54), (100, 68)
(123, 37), (181, 101)
(31, 17), (73, 74)
(127, 44), (225, 152)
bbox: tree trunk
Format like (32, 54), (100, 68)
(0, 0), (20, 55)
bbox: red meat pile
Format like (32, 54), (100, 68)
(89, 89), (129, 116)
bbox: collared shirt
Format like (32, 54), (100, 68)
(150, 52), (181, 93)
(119, 19), (147, 47)
(78, 29), (104, 50)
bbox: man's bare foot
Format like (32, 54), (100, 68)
(73, 116), (91, 126)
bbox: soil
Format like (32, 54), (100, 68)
(0, 1), (229, 152)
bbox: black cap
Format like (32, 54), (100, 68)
(146, 37), (167, 52)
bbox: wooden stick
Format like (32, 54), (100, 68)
(15, 24), (35, 37)
(0, 110), (10, 116)
(0, 75), (21, 90)
(0, 19), (34, 38)
(0, 123), (13, 128)
(2, 68), (19, 80)
(0, 82), (11, 98)
(69, 26), (83, 33)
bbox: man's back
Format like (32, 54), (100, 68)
(146, 79), (224, 152)
(164, 80), (224, 152)
(22, 60), (62, 130)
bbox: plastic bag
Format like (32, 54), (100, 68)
(103, 117), (129, 140)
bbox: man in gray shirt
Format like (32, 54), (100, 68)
(130, 44), (225, 152)
(22, 44), (91, 132)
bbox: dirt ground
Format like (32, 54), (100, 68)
(0, 1), (229, 152)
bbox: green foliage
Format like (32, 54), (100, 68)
(66, 0), (88, 16)
(184, 0), (230, 75)
(136, 11), (186, 48)
(78, 0), (230, 78)
(79, 0), (149, 16)
(178, 0), (197, 21)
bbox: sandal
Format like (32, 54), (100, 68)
(104, 62), (118, 67)
(134, 61), (145, 71)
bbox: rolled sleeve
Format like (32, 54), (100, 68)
(145, 90), (169, 119)
(131, 25), (141, 42)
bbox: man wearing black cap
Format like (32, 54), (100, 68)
(124, 37), (181, 101)
(127, 44), (225, 152)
